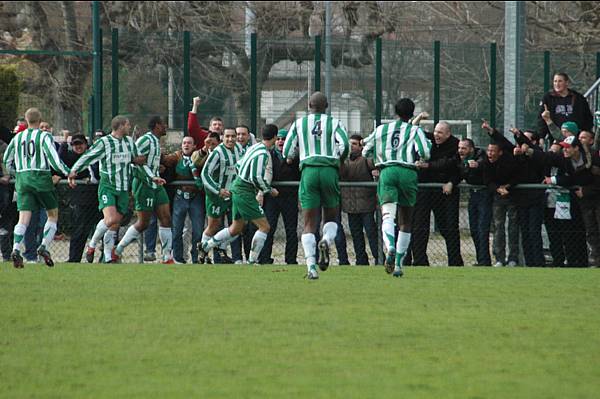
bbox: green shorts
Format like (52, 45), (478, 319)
(16, 189), (58, 212)
(299, 166), (340, 210)
(133, 178), (170, 212)
(378, 165), (418, 207)
(231, 178), (265, 221)
(205, 192), (231, 218)
(98, 182), (130, 215)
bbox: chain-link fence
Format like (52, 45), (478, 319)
(0, 181), (595, 267)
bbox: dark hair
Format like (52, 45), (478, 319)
(350, 134), (363, 142)
(554, 72), (570, 82)
(148, 116), (164, 131)
(488, 142), (503, 150)
(236, 124), (250, 133)
(262, 124), (278, 140)
(210, 116), (223, 124)
(208, 132), (221, 141)
(460, 138), (475, 148)
(395, 98), (415, 121)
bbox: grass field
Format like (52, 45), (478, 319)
(1, 264), (599, 399)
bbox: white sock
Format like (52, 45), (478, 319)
(40, 220), (57, 249)
(159, 226), (173, 260)
(103, 230), (117, 261)
(90, 220), (109, 248)
(13, 223), (27, 252)
(207, 228), (238, 251)
(322, 222), (337, 245)
(117, 225), (140, 254)
(248, 231), (268, 263)
(301, 233), (316, 270)
(382, 218), (396, 252)
(201, 232), (212, 251)
(395, 231), (411, 266)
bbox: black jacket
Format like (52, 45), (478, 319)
(482, 153), (520, 200)
(59, 143), (100, 206)
(458, 147), (486, 186)
(537, 89), (593, 138)
(270, 148), (300, 198)
(419, 133), (460, 185)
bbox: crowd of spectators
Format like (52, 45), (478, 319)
(1, 72), (599, 267)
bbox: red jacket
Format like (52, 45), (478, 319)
(187, 112), (209, 150)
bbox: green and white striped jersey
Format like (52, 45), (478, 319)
(236, 143), (273, 194)
(135, 132), (161, 189)
(3, 128), (70, 176)
(362, 120), (431, 167)
(201, 143), (243, 195)
(282, 113), (350, 169)
(71, 134), (151, 192)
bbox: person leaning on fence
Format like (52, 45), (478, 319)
(538, 72), (593, 141)
(255, 128), (301, 265)
(59, 134), (101, 263)
(340, 134), (378, 266)
(530, 134), (598, 267)
(409, 121), (463, 267)
(457, 138), (492, 266)
(161, 136), (205, 264)
(481, 123), (520, 267)
(508, 130), (547, 267)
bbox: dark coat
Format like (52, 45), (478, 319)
(419, 133), (460, 185)
(340, 153), (376, 214)
(537, 89), (593, 138)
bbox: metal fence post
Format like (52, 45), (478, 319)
(111, 28), (119, 118)
(375, 37), (382, 127)
(314, 35), (321, 92)
(543, 51), (550, 94)
(434, 41), (440, 125)
(92, 1), (102, 132)
(183, 31), (191, 134)
(490, 42), (497, 127)
(250, 32), (257, 136)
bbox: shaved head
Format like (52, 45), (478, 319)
(309, 92), (328, 113)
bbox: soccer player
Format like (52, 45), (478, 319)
(282, 92), (350, 280)
(3, 108), (71, 268)
(114, 116), (172, 263)
(200, 124), (279, 263)
(68, 115), (159, 263)
(199, 127), (243, 263)
(362, 98), (431, 277)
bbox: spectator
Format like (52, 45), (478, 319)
(533, 135), (596, 267)
(511, 131), (546, 267)
(538, 72), (593, 140)
(256, 129), (300, 265)
(59, 134), (101, 262)
(481, 129), (520, 267)
(162, 136), (204, 264)
(458, 138), (492, 266)
(410, 121), (463, 266)
(340, 134), (378, 265)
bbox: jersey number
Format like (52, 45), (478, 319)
(311, 121), (322, 137)
(146, 198), (154, 207)
(391, 130), (401, 149)
(22, 140), (36, 158)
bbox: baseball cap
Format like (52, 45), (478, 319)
(277, 129), (288, 138)
(561, 121), (580, 135)
(71, 134), (87, 145)
(559, 135), (580, 149)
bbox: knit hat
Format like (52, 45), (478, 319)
(277, 129), (288, 138)
(561, 121), (580, 135)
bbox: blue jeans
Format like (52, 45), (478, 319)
(24, 210), (47, 260)
(172, 192), (205, 263)
(468, 190), (493, 266)
(145, 215), (157, 254)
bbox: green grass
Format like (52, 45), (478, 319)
(1, 264), (599, 399)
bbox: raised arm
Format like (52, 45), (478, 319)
(282, 121), (298, 160)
